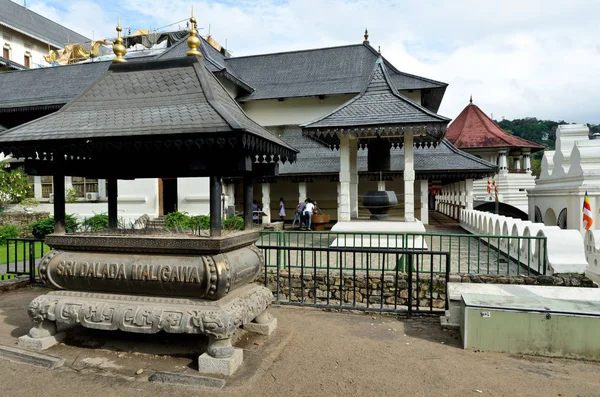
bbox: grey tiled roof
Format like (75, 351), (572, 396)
(0, 56), (296, 158)
(301, 59), (450, 131)
(0, 55), (26, 71)
(0, 61), (110, 110)
(277, 127), (496, 175)
(0, 0), (90, 47)
(227, 43), (447, 107)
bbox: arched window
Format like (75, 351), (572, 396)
(557, 208), (567, 229)
(534, 206), (542, 223)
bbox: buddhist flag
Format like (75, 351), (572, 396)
(583, 191), (593, 231)
(493, 179), (499, 202)
(487, 179), (492, 195)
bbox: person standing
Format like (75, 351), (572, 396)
(278, 197), (286, 229)
(304, 199), (315, 231)
(292, 200), (306, 229)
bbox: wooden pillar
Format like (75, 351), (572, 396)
(107, 178), (118, 229)
(210, 176), (222, 237)
(243, 176), (253, 230)
(53, 153), (66, 234)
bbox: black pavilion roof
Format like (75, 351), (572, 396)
(0, 56), (297, 163)
(301, 58), (450, 143)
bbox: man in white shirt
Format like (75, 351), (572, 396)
(303, 199), (315, 231)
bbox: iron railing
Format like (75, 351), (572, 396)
(258, 231), (548, 275)
(255, 243), (450, 316)
(3, 238), (46, 283)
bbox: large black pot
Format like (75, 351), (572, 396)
(362, 191), (398, 220)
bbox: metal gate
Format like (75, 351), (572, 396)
(3, 238), (46, 283)
(255, 243), (451, 316)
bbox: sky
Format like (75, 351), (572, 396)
(17, 0), (600, 124)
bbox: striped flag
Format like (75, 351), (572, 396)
(487, 179), (492, 195)
(583, 191), (593, 231)
(493, 179), (499, 202)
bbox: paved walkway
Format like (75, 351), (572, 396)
(1, 287), (599, 396)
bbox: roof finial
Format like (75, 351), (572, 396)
(378, 46), (381, 55)
(363, 28), (369, 44)
(112, 15), (127, 64)
(186, 6), (202, 57)
(469, 94), (473, 104)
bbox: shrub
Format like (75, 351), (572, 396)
(164, 211), (191, 229)
(30, 214), (80, 239)
(82, 213), (110, 232)
(0, 224), (19, 244)
(189, 215), (210, 233)
(223, 216), (244, 231)
(65, 188), (79, 203)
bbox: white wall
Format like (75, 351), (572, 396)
(1, 25), (56, 67)
(178, 177), (210, 215)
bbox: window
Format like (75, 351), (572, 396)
(2, 46), (9, 60)
(24, 52), (31, 68)
(71, 177), (98, 197)
(41, 176), (53, 198)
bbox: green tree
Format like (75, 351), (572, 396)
(0, 161), (32, 210)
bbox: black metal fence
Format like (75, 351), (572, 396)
(3, 238), (46, 283)
(255, 244), (451, 316)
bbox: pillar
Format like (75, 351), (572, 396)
(34, 176), (42, 200)
(243, 176), (253, 230)
(403, 132), (415, 222)
(53, 154), (66, 234)
(459, 180), (466, 220)
(466, 178), (474, 211)
(210, 176), (222, 237)
(98, 178), (107, 199)
(498, 150), (508, 174)
(261, 183), (271, 224)
(523, 152), (532, 173)
(298, 182), (307, 203)
(419, 179), (428, 225)
(349, 137), (358, 219)
(514, 156), (522, 171)
(224, 183), (235, 218)
(338, 134), (351, 222)
(377, 179), (386, 192)
(107, 178), (118, 229)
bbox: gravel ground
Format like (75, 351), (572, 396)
(1, 287), (600, 396)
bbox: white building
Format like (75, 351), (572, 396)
(529, 124), (600, 234)
(444, 98), (544, 216)
(0, 0), (90, 70)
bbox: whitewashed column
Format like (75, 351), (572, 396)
(98, 178), (107, 199)
(262, 183), (271, 224)
(349, 137), (359, 219)
(498, 150), (508, 175)
(514, 156), (522, 171)
(459, 180), (466, 220)
(465, 178), (474, 211)
(420, 179), (428, 225)
(65, 176), (73, 190)
(338, 134), (351, 222)
(523, 152), (532, 173)
(403, 132), (415, 222)
(377, 179), (386, 191)
(298, 182), (307, 203)
(34, 176), (42, 200)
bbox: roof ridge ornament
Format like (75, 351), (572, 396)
(186, 6), (202, 57)
(112, 16), (127, 64)
(363, 29), (369, 44)
(469, 94), (473, 104)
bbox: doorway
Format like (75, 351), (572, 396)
(159, 178), (178, 216)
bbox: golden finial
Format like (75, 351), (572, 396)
(112, 15), (127, 63)
(186, 6), (202, 57)
(363, 28), (369, 44)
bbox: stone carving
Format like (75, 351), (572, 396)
(37, 246), (262, 300)
(26, 284), (273, 340)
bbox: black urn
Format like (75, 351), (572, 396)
(362, 191), (398, 220)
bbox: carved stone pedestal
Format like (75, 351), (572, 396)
(23, 283), (273, 374)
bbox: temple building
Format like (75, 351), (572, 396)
(444, 98), (544, 215)
(0, 29), (497, 225)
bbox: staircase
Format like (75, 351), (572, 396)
(147, 216), (166, 230)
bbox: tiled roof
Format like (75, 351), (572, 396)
(301, 58), (449, 136)
(0, 56), (297, 159)
(227, 43), (447, 110)
(0, 0), (90, 48)
(446, 102), (545, 151)
(277, 127), (496, 175)
(0, 55), (26, 71)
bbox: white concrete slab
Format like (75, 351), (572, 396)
(331, 220), (426, 233)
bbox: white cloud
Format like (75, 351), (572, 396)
(19, 0), (600, 123)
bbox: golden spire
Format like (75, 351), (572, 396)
(112, 15), (127, 63)
(363, 28), (369, 44)
(186, 6), (202, 57)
